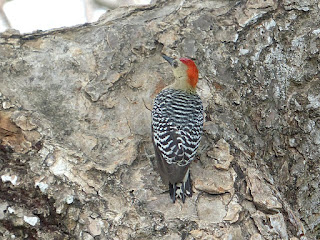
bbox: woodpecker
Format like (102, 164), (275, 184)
(151, 55), (203, 203)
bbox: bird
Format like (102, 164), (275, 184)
(151, 54), (203, 203)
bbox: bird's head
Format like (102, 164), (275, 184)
(162, 55), (199, 92)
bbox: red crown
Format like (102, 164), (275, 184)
(180, 58), (199, 88)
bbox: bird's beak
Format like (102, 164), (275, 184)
(162, 55), (175, 66)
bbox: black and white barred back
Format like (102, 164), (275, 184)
(152, 88), (203, 167)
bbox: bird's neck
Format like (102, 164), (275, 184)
(170, 76), (196, 93)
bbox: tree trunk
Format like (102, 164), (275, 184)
(0, 0), (319, 239)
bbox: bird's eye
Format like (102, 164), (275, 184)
(173, 61), (178, 68)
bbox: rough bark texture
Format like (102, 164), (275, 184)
(0, 0), (319, 239)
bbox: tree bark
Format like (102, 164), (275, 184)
(0, 0), (319, 239)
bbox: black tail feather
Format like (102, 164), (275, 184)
(168, 171), (192, 203)
(185, 171), (192, 197)
(181, 183), (186, 203)
(169, 183), (176, 203)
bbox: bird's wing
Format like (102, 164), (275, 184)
(152, 102), (203, 164)
(152, 116), (202, 179)
(151, 89), (203, 183)
(152, 128), (190, 185)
